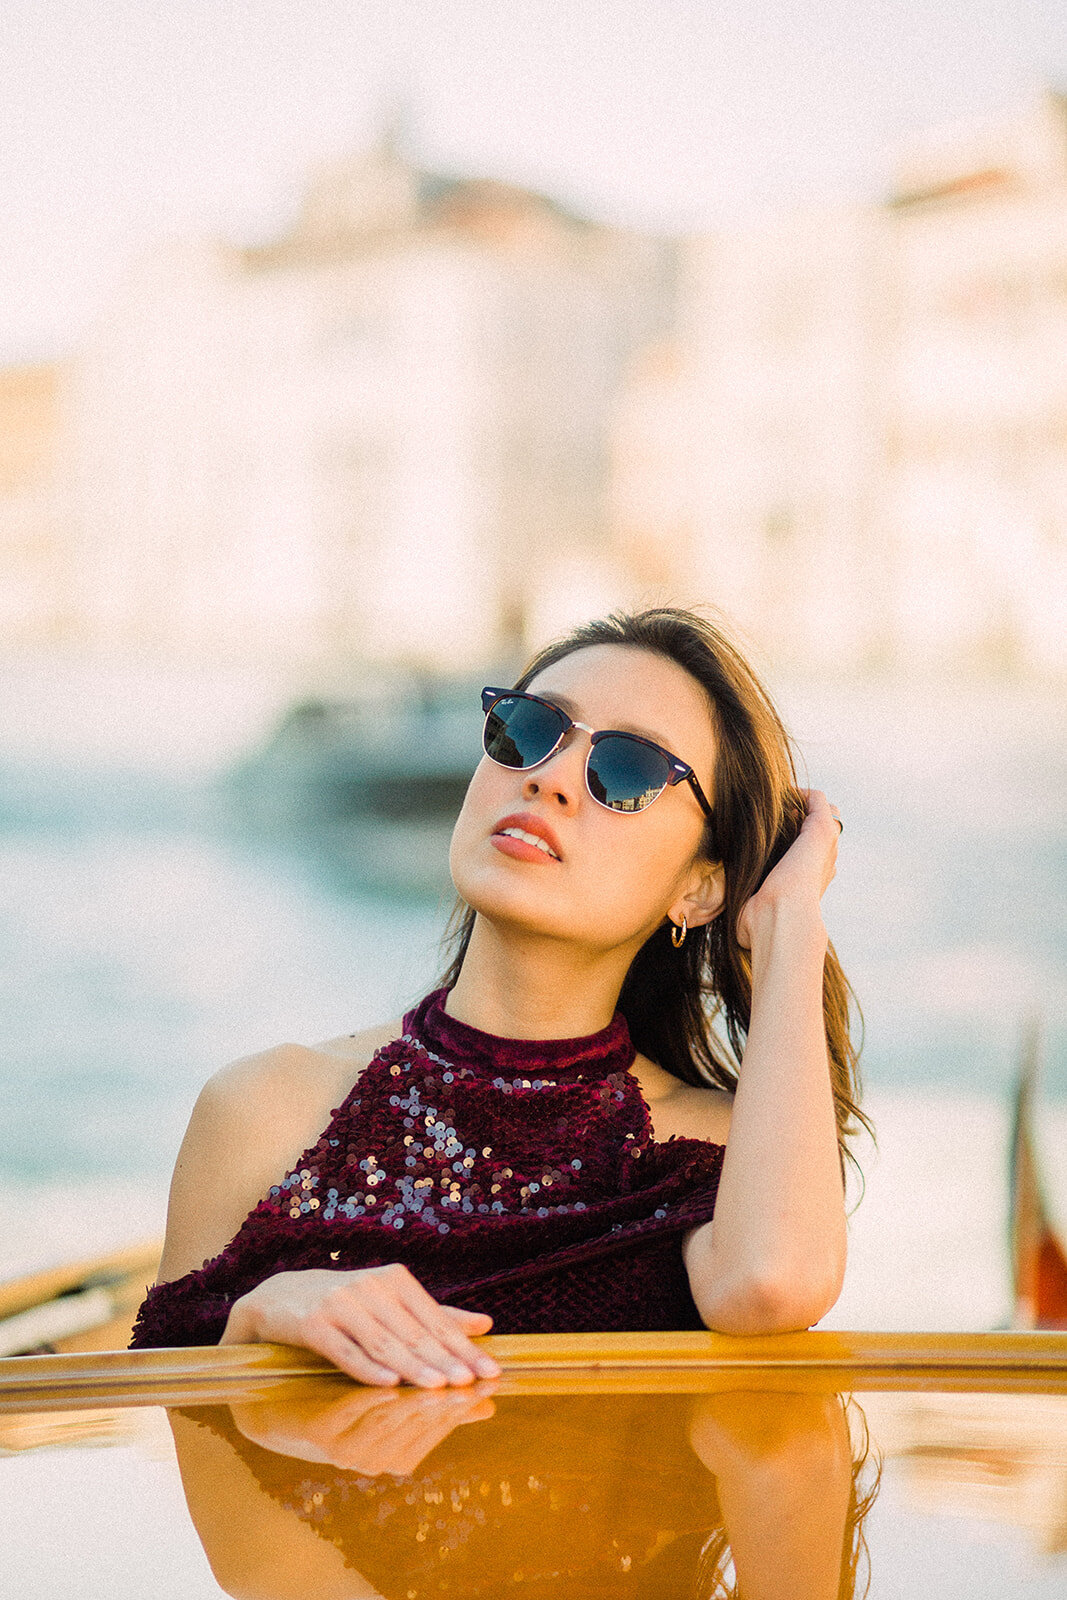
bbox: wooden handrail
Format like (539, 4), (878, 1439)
(2, 1329), (1066, 1411)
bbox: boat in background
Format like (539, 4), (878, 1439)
(0, 1242), (160, 1358)
(1009, 1018), (1067, 1330)
(225, 676), (485, 896)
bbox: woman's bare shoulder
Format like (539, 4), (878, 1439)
(156, 1018), (402, 1284)
(207, 1017), (402, 1107)
(631, 1052), (733, 1147)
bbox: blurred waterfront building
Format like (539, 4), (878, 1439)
(3, 97), (1066, 687)
(0, 361), (69, 646)
(613, 91), (1067, 676)
(59, 129), (673, 678)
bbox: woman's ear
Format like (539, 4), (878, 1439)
(670, 862), (725, 931)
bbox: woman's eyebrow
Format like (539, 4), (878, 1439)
(540, 691), (580, 716)
(538, 691), (671, 747)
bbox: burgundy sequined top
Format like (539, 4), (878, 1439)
(129, 988), (725, 1346)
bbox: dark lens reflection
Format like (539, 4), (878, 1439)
(484, 697), (566, 770)
(587, 734), (670, 811)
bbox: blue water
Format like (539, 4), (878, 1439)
(0, 680), (1064, 1190)
(0, 773), (449, 1183)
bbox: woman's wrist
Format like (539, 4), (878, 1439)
(745, 891), (827, 966)
(220, 1289), (258, 1345)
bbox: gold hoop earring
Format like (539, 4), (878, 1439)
(671, 916), (687, 949)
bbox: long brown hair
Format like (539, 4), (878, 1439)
(440, 606), (870, 1174)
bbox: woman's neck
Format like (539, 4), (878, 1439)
(444, 916), (635, 1040)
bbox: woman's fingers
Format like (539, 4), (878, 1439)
(802, 788), (842, 838)
(346, 1304), (476, 1387)
(736, 786), (844, 946)
(423, 1316), (500, 1379)
(793, 789), (841, 890)
(225, 1266), (499, 1388)
(320, 1268), (499, 1386)
(328, 1311), (453, 1390)
(443, 1306), (494, 1332)
(394, 1272), (500, 1379)
(304, 1319), (402, 1387)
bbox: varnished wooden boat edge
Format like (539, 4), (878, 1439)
(2, 1329), (1067, 1413)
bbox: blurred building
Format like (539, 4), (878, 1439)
(614, 91), (1067, 675)
(0, 361), (69, 645)
(888, 92), (1067, 676)
(60, 129), (674, 676)
(2, 98), (1066, 683)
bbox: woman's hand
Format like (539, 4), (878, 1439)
(736, 788), (841, 951)
(219, 1264), (501, 1388)
(229, 1378), (497, 1475)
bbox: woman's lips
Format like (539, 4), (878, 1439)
(490, 814), (562, 864)
(490, 833), (559, 864)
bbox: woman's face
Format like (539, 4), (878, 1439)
(449, 644), (720, 953)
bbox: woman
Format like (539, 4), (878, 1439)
(131, 607), (865, 1385)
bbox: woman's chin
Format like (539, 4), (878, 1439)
(452, 860), (565, 933)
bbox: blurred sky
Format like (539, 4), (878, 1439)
(0, 0), (1064, 361)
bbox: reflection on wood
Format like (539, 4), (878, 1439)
(171, 1385), (868, 1599)
(863, 1390), (1067, 1557)
(1009, 1020), (1067, 1329)
(3, 1382), (1067, 1590)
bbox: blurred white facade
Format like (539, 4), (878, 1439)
(0, 361), (69, 645)
(614, 91), (1067, 674)
(1, 98), (1066, 680)
(59, 132), (672, 674)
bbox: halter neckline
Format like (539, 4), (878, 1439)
(403, 986), (635, 1079)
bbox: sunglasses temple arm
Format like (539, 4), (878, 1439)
(688, 772), (714, 821)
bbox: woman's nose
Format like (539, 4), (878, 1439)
(521, 734), (586, 808)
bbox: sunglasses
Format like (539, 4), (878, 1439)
(481, 688), (714, 819)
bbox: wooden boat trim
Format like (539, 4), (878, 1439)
(6, 1327), (1067, 1380)
(7, 1369), (1067, 1411)
(2, 1329), (1067, 1412)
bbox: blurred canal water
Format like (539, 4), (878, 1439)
(0, 676), (1064, 1329)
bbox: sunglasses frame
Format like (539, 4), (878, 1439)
(480, 687), (714, 821)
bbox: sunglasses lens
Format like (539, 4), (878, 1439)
(587, 735), (671, 812)
(483, 695), (565, 770)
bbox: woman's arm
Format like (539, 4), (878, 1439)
(687, 1390), (854, 1600)
(156, 1024), (499, 1387)
(683, 789), (847, 1333)
(157, 1042), (347, 1284)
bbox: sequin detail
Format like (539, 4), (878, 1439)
(258, 1038), (651, 1240)
(130, 988), (724, 1347)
